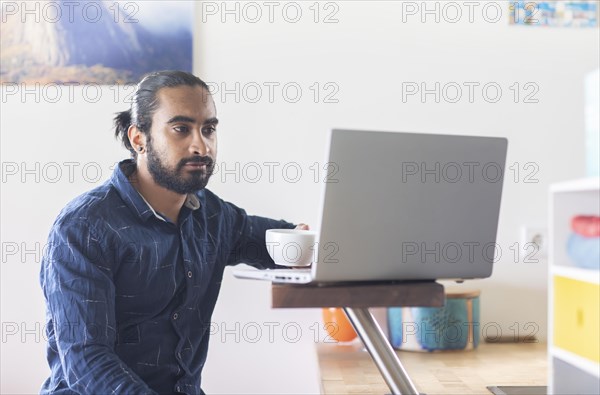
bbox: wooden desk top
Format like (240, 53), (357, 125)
(317, 341), (547, 394)
(271, 281), (445, 308)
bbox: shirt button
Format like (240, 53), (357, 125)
(187, 270), (193, 278)
(172, 312), (179, 320)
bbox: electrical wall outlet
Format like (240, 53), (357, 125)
(520, 226), (548, 261)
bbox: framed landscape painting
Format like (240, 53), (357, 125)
(0, 1), (194, 84)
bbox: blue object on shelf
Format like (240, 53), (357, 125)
(567, 233), (600, 269)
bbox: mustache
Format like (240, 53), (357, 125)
(180, 156), (214, 167)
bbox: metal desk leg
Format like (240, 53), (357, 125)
(344, 307), (419, 395)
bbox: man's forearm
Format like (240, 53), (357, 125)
(227, 214), (296, 268)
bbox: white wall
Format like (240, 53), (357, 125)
(1, 1), (598, 393)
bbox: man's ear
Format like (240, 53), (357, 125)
(127, 125), (146, 152)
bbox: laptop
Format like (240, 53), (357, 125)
(233, 129), (508, 284)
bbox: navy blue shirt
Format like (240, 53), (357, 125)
(40, 159), (295, 394)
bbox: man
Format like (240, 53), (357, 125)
(40, 70), (308, 394)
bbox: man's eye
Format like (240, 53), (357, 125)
(174, 126), (189, 134)
(203, 126), (217, 136)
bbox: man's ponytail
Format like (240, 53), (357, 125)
(114, 109), (135, 157)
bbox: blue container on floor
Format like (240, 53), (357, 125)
(388, 289), (480, 351)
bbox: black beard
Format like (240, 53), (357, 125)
(146, 141), (214, 195)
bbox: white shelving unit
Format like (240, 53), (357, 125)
(548, 177), (600, 394)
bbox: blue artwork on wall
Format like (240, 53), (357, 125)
(1, 1), (194, 84)
(509, 1), (598, 27)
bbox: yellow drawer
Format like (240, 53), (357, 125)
(553, 276), (600, 363)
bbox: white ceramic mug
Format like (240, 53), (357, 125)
(265, 229), (317, 267)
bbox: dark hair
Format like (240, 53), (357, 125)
(113, 70), (210, 158)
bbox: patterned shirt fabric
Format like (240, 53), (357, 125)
(40, 159), (296, 394)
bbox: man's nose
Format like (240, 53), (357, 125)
(190, 130), (209, 156)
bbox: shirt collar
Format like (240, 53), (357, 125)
(111, 159), (201, 223)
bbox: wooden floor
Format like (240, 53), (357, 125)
(317, 341), (547, 394)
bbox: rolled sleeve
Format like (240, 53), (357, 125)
(222, 200), (296, 269)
